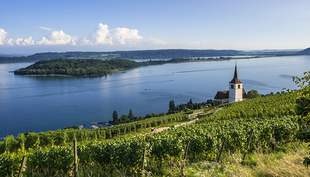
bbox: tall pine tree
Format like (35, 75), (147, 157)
(112, 110), (118, 124)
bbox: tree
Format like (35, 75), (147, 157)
(169, 100), (175, 111)
(187, 98), (193, 109)
(206, 99), (213, 107)
(159, 113), (166, 117)
(292, 71), (310, 168)
(120, 114), (128, 123)
(128, 109), (134, 121)
(112, 110), (118, 124)
(151, 112), (158, 117)
(247, 89), (261, 99)
(292, 71), (310, 117)
(145, 114), (152, 118)
(134, 116), (139, 121)
(198, 103), (202, 109)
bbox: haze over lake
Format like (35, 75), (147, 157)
(0, 56), (309, 137)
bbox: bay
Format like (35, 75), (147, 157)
(0, 56), (309, 138)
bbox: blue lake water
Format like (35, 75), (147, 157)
(0, 56), (309, 137)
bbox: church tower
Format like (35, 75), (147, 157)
(228, 64), (244, 103)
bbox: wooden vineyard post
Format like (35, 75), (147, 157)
(141, 148), (146, 177)
(266, 126), (274, 148)
(74, 139), (78, 177)
(182, 140), (190, 177)
(119, 129), (121, 141)
(217, 136), (227, 162)
(242, 129), (254, 164)
(18, 155), (26, 177)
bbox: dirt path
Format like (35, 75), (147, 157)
(136, 108), (220, 137)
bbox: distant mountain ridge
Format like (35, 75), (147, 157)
(297, 47), (310, 55)
(0, 48), (307, 63)
(0, 49), (242, 63)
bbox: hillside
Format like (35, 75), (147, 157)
(0, 49), (243, 63)
(297, 47), (310, 55)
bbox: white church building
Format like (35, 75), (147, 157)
(214, 65), (247, 106)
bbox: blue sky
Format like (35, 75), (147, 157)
(0, 0), (309, 54)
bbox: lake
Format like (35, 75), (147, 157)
(0, 56), (309, 138)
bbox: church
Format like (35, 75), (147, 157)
(213, 65), (247, 106)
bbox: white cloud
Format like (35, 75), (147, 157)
(148, 37), (167, 45)
(15, 38), (23, 45)
(36, 30), (77, 45)
(22, 37), (35, 45)
(0, 29), (7, 45)
(0, 24), (167, 48)
(181, 41), (201, 45)
(7, 39), (14, 45)
(39, 26), (54, 31)
(13, 37), (35, 46)
(90, 23), (113, 45)
(85, 23), (144, 45)
(111, 27), (143, 45)
(81, 38), (92, 45)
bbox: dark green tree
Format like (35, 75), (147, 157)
(247, 89), (261, 99)
(112, 110), (119, 124)
(206, 99), (213, 107)
(120, 114), (128, 123)
(128, 109), (134, 121)
(134, 116), (139, 121)
(151, 112), (158, 117)
(292, 71), (310, 117)
(145, 114), (152, 118)
(159, 113), (166, 117)
(198, 103), (202, 109)
(187, 98), (193, 109)
(292, 71), (310, 168)
(169, 100), (176, 111)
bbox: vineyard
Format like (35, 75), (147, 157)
(0, 113), (189, 154)
(0, 91), (308, 176)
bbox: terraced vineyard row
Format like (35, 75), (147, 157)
(0, 113), (189, 153)
(198, 92), (297, 123)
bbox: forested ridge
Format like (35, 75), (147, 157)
(1, 48), (305, 63)
(1, 49), (244, 63)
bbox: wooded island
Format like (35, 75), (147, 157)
(13, 58), (153, 76)
(13, 57), (239, 76)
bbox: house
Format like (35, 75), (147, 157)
(214, 65), (246, 106)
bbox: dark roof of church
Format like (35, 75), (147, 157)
(229, 65), (242, 84)
(214, 89), (247, 99)
(214, 90), (229, 99)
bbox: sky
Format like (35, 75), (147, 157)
(0, 0), (310, 55)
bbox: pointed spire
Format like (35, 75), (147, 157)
(230, 64), (242, 84)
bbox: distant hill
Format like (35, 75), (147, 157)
(296, 47), (310, 55)
(0, 49), (242, 63)
(1, 48), (308, 63)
